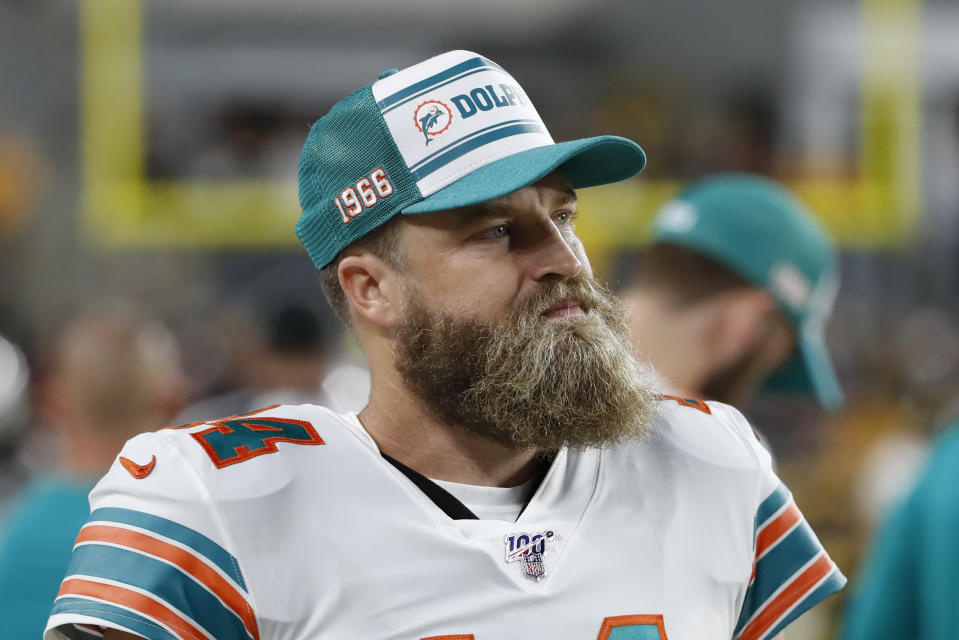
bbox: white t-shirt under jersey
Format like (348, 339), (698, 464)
(433, 475), (538, 522)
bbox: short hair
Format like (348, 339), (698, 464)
(628, 243), (753, 309)
(49, 301), (182, 430)
(316, 216), (405, 324)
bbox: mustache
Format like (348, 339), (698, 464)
(509, 275), (607, 320)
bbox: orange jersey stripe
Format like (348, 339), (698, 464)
(755, 501), (802, 558)
(77, 524), (259, 640)
(738, 553), (835, 640)
(58, 578), (209, 640)
(598, 614), (668, 640)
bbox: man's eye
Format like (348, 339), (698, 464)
(485, 224), (509, 239)
(555, 211), (574, 224)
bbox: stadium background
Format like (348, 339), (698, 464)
(0, 0), (957, 637)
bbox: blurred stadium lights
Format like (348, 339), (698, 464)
(775, 0), (922, 247)
(149, 0), (592, 33)
(80, 0), (596, 249)
(576, 0), (929, 267)
(77, 0), (953, 272)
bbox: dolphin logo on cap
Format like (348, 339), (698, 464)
(419, 106), (443, 144)
(414, 100), (453, 146)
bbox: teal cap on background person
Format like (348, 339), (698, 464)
(296, 50), (646, 270)
(651, 174), (844, 410)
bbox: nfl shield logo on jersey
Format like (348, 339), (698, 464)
(505, 530), (554, 582)
(524, 553), (545, 579)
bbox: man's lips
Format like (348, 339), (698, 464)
(541, 299), (587, 319)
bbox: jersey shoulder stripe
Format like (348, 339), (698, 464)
(755, 483), (790, 530)
(50, 596), (180, 640)
(736, 553), (844, 640)
(86, 507), (247, 590)
(755, 493), (802, 561)
(73, 524), (256, 639)
(60, 544), (251, 640)
(54, 579), (208, 640)
(734, 482), (845, 640)
(53, 507), (258, 640)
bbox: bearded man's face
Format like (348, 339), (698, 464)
(395, 275), (659, 451)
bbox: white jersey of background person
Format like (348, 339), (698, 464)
(45, 397), (843, 640)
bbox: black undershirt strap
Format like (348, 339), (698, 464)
(381, 452), (479, 520)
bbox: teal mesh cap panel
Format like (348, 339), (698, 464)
(296, 85), (422, 269)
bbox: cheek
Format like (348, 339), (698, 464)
(411, 267), (520, 319)
(461, 277), (521, 319)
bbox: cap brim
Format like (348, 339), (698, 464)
(402, 136), (646, 214)
(763, 325), (844, 411)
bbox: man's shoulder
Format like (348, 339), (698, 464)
(83, 403), (373, 550)
(98, 403), (371, 508)
(146, 402), (367, 473)
(642, 395), (765, 471)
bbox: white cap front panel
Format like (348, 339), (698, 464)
(372, 50), (554, 197)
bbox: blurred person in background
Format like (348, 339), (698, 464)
(0, 302), (185, 639)
(617, 177), (849, 638)
(0, 332), (29, 507)
(176, 300), (367, 422)
(841, 416), (959, 639)
(619, 174), (843, 413)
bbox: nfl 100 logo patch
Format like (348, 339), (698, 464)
(505, 530), (554, 582)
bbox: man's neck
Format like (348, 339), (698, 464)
(358, 370), (543, 488)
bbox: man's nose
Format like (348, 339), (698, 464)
(529, 226), (586, 282)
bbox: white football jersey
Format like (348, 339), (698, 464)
(45, 398), (844, 640)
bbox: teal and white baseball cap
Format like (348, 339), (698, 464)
(297, 50), (646, 269)
(651, 174), (843, 410)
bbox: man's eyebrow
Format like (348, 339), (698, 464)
(469, 189), (578, 220)
(559, 188), (578, 207)
(469, 202), (516, 220)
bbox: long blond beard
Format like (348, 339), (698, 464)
(395, 276), (659, 450)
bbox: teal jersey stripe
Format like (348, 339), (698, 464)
(409, 118), (541, 172)
(762, 569), (846, 640)
(50, 597), (179, 640)
(66, 544), (250, 640)
(411, 123), (548, 181)
(88, 507), (246, 591)
(755, 484), (790, 530)
(377, 56), (503, 113)
(608, 625), (664, 639)
(735, 520), (824, 634)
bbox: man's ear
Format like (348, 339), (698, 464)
(338, 254), (403, 328)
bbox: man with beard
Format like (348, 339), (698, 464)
(620, 175), (843, 412)
(46, 52), (843, 640)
